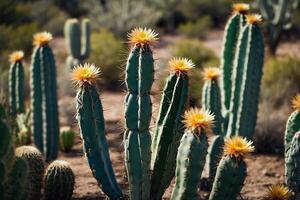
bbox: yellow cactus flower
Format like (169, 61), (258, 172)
(265, 184), (292, 200)
(233, 3), (250, 14)
(33, 32), (53, 46)
(292, 94), (300, 111)
(9, 51), (24, 63)
(128, 27), (158, 46)
(224, 136), (254, 158)
(202, 67), (221, 81)
(183, 108), (214, 134)
(246, 14), (263, 25)
(169, 57), (194, 74)
(72, 63), (100, 86)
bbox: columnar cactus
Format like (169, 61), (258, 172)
(44, 160), (75, 200)
(226, 14), (264, 140)
(209, 136), (254, 200)
(60, 126), (76, 152)
(64, 18), (91, 69)
(9, 51), (25, 116)
(73, 64), (123, 199)
(220, 3), (249, 112)
(124, 27), (157, 200)
(15, 146), (44, 200)
(150, 58), (192, 200)
(264, 184), (293, 200)
(30, 32), (59, 161)
(170, 108), (214, 200)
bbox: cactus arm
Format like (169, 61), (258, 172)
(170, 131), (208, 200)
(150, 74), (188, 199)
(15, 61), (25, 114)
(81, 18), (91, 59)
(64, 19), (81, 59)
(9, 63), (17, 116)
(125, 46), (140, 94)
(284, 110), (300, 157)
(76, 85), (123, 199)
(207, 135), (225, 181)
(209, 156), (247, 200)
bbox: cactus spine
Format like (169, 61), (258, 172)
(150, 58), (192, 200)
(170, 108), (214, 200)
(9, 51), (25, 116)
(30, 32), (59, 161)
(209, 136), (254, 200)
(15, 146), (44, 200)
(73, 64), (123, 199)
(44, 160), (75, 200)
(60, 126), (76, 152)
(124, 28), (157, 200)
(64, 18), (91, 69)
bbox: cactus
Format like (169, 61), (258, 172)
(150, 58), (192, 199)
(44, 160), (75, 200)
(64, 18), (91, 69)
(124, 27), (157, 200)
(9, 51), (25, 116)
(209, 136), (254, 200)
(30, 32), (59, 161)
(16, 110), (32, 145)
(264, 184), (293, 200)
(220, 3), (249, 111)
(257, 0), (299, 55)
(170, 108), (214, 200)
(73, 63), (123, 199)
(226, 14), (264, 140)
(4, 157), (29, 200)
(60, 126), (76, 152)
(285, 131), (300, 198)
(15, 146), (44, 200)
(285, 94), (300, 158)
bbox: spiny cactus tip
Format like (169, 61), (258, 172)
(72, 63), (100, 86)
(33, 31), (53, 46)
(169, 57), (194, 74)
(202, 67), (221, 81)
(233, 3), (250, 14)
(246, 14), (263, 25)
(128, 27), (158, 46)
(224, 136), (254, 159)
(183, 108), (214, 134)
(9, 51), (24, 63)
(265, 184), (292, 200)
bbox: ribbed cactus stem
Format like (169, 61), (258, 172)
(44, 160), (75, 200)
(207, 135), (225, 181)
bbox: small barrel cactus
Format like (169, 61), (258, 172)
(60, 126), (76, 152)
(171, 108), (215, 200)
(44, 160), (75, 200)
(15, 146), (44, 200)
(264, 184), (293, 200)
(209, 136), (254, 200)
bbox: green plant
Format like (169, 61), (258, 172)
(257, 0), (299, 55)
(60, 126), (76, 152)
(89, 29), (125, 89)
(73, 64), (123, 199)
(44, 160), (75, 200)
(64, 18), (91, 69)
(178, 16), (213, 39)
(170, 108), (213, 200)
(15, 146), (44, 200)
(8, 51), (25, 117)
(150, 58), (191, 199)
(209, 136), (254, 200)
(30, 32), (59, 161)
(15, 110), (32, 146)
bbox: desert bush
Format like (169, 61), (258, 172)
(89, 29), (126, 90)
(178, 16), (212, 39)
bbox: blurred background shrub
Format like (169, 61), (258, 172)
(178, 16), (213, 39)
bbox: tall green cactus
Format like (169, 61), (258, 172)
(124, 27), (157, 200)
(209, 136), (254, 200)
(64, 18), (91, 69)
(220, 3), (249, 112)
(30, 32), (59, 161)
(170, 108), (214, 200)
(73, 63), (123, 199)
(15, 146), (44, 200)
(257, 0), (299, 55)
(9, 51), (25, 116)
(150, 58), (192, 200)
(226, 14), (264, 140)
(285, 131), (300, 199)
(44, 160), (75, 200)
